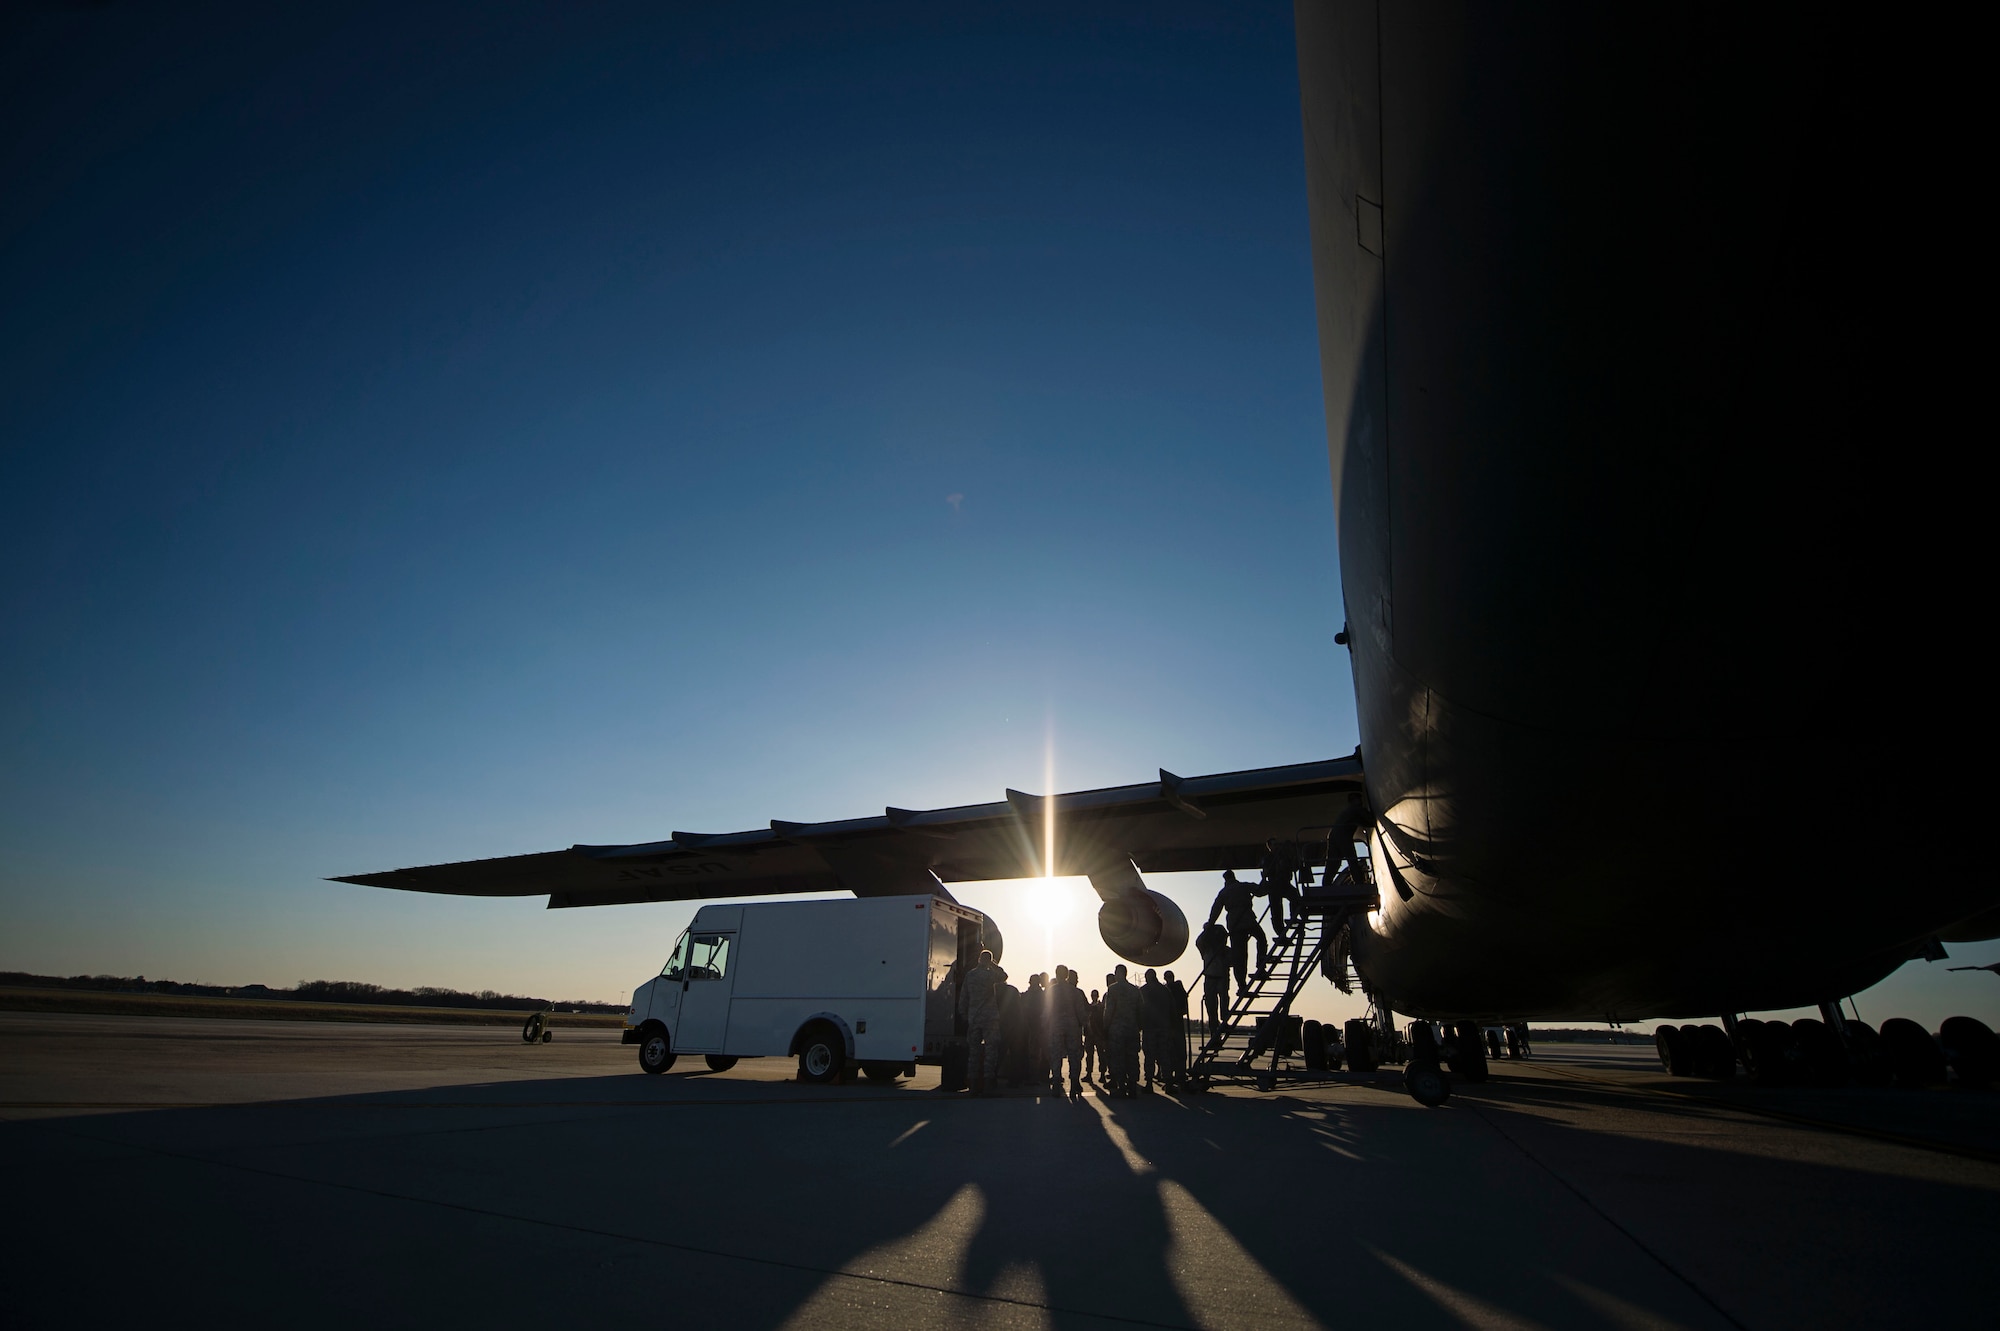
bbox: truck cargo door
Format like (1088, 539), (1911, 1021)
(675, 932), (736, 1052)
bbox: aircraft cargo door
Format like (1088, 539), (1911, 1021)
(675, 932), (735, 1052)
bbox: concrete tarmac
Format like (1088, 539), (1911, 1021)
(4, 1012), (1994, 1329)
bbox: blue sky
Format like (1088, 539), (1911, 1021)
(3, 2), (1992, 1027)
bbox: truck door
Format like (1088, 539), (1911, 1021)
(673, 931), (736, 1052)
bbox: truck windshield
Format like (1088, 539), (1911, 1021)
(661, 929), (691, 981)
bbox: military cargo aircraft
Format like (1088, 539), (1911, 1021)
(339, 5), (1991, 1040)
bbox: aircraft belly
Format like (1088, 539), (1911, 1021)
(1351, 673), (1990, 1020)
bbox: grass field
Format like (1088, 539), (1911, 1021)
(0, 986), (627, 1028)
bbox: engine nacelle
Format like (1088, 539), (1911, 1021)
(979, 915), (1005, 966)
(1097, 889), (1190, 968)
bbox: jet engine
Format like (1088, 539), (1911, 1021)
(1097, 889), (1189, 967)
(980, 916), (1005, 965)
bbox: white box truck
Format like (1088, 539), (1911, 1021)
(622, 894), (1003, 1083)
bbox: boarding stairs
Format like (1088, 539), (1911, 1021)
(1186, 845), (1380, 1092)
(1186, 906), (1328, 1089)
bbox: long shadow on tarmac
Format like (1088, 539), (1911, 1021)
(6, 1068), (1998, 1329)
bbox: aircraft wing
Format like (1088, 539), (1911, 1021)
(330, 756), (1364, 909)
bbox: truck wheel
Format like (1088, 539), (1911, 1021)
(639, 1026), (676, 1075)
(704, 1055), (738, 1072)
(798, 1026), (846, 1084)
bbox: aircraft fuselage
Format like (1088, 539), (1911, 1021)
(1298, 2), (1988, 1020)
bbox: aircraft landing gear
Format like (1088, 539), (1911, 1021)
(1344, 1019), (1379, 1073)
(1790, 1018), (1847, 1084)
(1724, 1010), (1996, 1088)
(1654, 1023), (1737, 1079)
(1653, 1024), (1696, 1076)
(1404, 1022), (1451, 1106)
(1880, 1018), (1945, 1085)
(1938, 1016), (1999, 1089)
(1842, 1021), (1889, 1085)
(1404, 1060), (1450, 1106)
(1445, 1022), (1488, 1083)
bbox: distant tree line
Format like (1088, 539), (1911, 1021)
(289, 979), (623, 1012)
(0, 971), (623, 1013)
(1531, 1027), (1654, 1044)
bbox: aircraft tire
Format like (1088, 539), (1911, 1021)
(1449, 1023), (1489, 1082)
(797, 1024), (847, 1085)
(704, 1055), (739, 1072)
(1684, 1023), (1715, 1077)
(1302, 1020), (1327, 1071)
(1343, 1019), (1377, 1073)
(1654, 1024), (1692, 1076)
(1731, 1019), (1766, 1076)
(861, 1063), (901, 1082)
(1939, 1016), (1999, 1089)
(1748, 1021), (1799, 1085)
(1791, 1019), (1846, 1085)
(1404, 1060), (1450, 1107)
(1695, 1024), (1736, 1079)
(638, 1025), (676, 1075)
(1879, 1018), (1945, 1087)
(1844, 1021), (1889, 1086)
(521, 1013), (544, 1044)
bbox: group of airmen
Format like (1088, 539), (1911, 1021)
(955, 797), (1375, 1094)
(960, 953), (1195, 1097)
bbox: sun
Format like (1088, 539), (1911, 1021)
(1026, 877), (1075, 929)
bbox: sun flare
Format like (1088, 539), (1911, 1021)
(1027, 877), (1075, 928)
